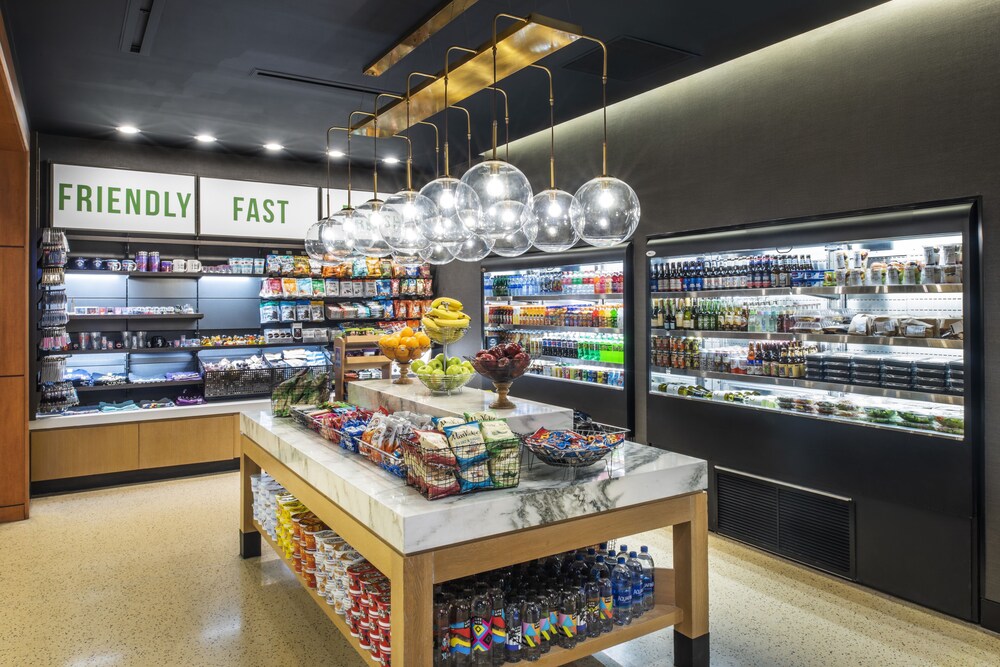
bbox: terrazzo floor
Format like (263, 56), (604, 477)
(1, 472), (998, 666)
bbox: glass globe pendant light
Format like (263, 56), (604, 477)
(419, 241), (456, 265)
(452, 233), (495, 262)
(379, 88), (434, 255)
(352, 107), (396, 257)
(318, 123), (366, 261)
(527, 65), (581, 253)
(492, 210), (536, 257)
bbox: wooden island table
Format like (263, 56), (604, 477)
(239, 399), (709, 666)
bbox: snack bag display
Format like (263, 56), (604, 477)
(443, 423), (489, 467)
(456, 461), (493, 492)
(415, 430), (457, 467)
(488, 448), (520, 488)
(433, 416), (466, 430)
(464, 411), (499, 423)
(425, 467), (461, 500)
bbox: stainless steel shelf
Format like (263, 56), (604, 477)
(522, 373), (623, 390)
(67, 313), (204, 321)
(485, 293), (624, 302)
(650, 284), (963, 299)
(65, 270), (262, 279)
(649, 366), (964, 405)
(649, 328), (964, 349)
(647, 389), (963, 440)
(485, 324), (622, 334)
(534, 354), (624, 367)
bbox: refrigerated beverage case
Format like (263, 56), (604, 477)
(626, 551), (646, 618)
(637, 546), (655, 611)
(611, 557), (633, 626)
(520, 596), (542, 661)
(557, 587), (579, 649)
(450, 595), (472, 664)
(470, 589), (493, 664)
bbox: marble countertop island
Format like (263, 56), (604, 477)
(242, 410), (706, 554)
(349, 379), (574, 433)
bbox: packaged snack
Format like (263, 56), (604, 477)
(282, 277), (299, 296)
(364, 280), (378, 297)
(297, 278), (314, 296)
(443, 423), (489, 467)
(325, 279), (340, 296)
(376, 279), (391, 297)
(296, 300), (312, 321)
(261, 277), (283, 297)
(464, 411), (499, 423)
(424, 278), (434, 296)
(415, 278), (425, 295)
(456, 461), (493, 492)
(480, 419), (516, 446)
(366, 257), (381, 276)
(309, 259), (323, 277)
(391, 279), (400, 296)
(415, 430), (457, 467)
(312, 278), (326, 296)
(266, 254), (282, 275)
(425, 467), (461, 500)
(279, 255), (295, 276)
(293, 256), (311, 276)
(382, 300), (395, 320)
(901, 317), (937, 338)
(260, 301), (280, 323)
(848, 314), (872, 336)
(310, 301), (325, 321)
(280, 301), (296, 322)
(488, 448), (520, 487)
(433, 416), (466, 430)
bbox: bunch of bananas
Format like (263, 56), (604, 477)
(421, 296), (470, 331)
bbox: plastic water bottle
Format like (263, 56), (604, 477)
(504, 597), (522, 663)
(574, 579), (589, 641)
(488, 584), (506, 666)
(590, 555), (610, 581)
(557, 586), (579, 649)
(450, 595), (472, 665)
(598, 570), (614, 633)
(434, 591), (452, 665)
(584, 573), (603, 638)
(520, 596), (542, 661)
(637, 546), (656, 611)
(535, 588), (553, 654)
(569, 554), (590, 580)
(626, 551), (646, 618)
(611, 557), (633, 626)
(585, 547), (598, 567)
(470, 588), (494, 665)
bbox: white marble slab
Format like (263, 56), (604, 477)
(30, 398), (271, 430)
(349, 379), (573, 433)
(242, 410), (707, 554)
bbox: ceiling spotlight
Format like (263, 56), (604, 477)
(195, 134), (217, 143)
(382, 156), (400, 164)
(328, 149), (345, 158)
(116, 125), (140, 135)
(263, 143), (284, 151)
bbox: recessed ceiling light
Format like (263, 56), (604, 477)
(328, 149), (345, 158)
(116, 125), (140, 134)
(382, 156), (400, 164)
(195, 134), (217, 143)
(263, 143), (284, 151)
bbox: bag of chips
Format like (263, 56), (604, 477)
(433, 416), (466, 430)
(415, 429), (457, 467)
(456, 461), (493, 492)
(425, 467), (461, 500)
(443, 422), (489, 467)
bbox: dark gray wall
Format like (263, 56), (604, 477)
(437, 0), (1000, 608)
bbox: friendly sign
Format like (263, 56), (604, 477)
(200, 177), (319, 239)
(52, 164), (196, 234)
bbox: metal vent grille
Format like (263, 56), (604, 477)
(717, 469), (855, 578)
(562, 36), (696, 82)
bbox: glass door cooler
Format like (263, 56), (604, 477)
(481, 247), (633, 429)
(645, 202), (981, 621)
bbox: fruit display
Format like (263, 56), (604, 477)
(412, 354), (476, 394)
(377, 326), (432, 384)
(468, 343), (532, 409)
(421, 297), (471, 345)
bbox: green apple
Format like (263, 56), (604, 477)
(435, 353), (446, 363)
(411, 360), (425, 371)
(432, 368), (445, 376)
(447, 357), (461, 367)
(446, 365), (464, 375)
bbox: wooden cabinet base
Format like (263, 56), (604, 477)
(0, 504), (26, 522)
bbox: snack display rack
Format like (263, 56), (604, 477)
(480, 248), (634, 430)
(644, 201), (982, 620)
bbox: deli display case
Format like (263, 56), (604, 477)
(645, 201), (982, 621)
(481, 247), (634, 429)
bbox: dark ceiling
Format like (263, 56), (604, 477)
(3, 0), (886, 169)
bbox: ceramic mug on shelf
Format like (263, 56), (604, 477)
(123, 259), (137, 272)
(106, 260), (122, 271)
(173, 258), (187, 272)
(187, 259), (202, 272)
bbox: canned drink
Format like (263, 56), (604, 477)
(149, 251), (160, 272)
(136, 251), (148, 272)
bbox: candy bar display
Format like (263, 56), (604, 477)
(250, 473), (393, 665)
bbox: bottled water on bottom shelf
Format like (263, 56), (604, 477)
(637, 546), (656, 611)
(611, 557), (633, 626)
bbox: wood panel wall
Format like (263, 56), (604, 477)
(0, 8), (30, 522)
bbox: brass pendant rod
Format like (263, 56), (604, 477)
(444, 46), (475, 176)
(379, 90), (440, 181)
(447, 104), (472, 173)
(416, 121), (441, 178)
(324, 125), (350, 217)
(575, 34), (608, 177)
(529, 64), (555, 189)
(492, 13), (530, 160)
(407, 71), (438, 189)
(349, 111), (379, 208)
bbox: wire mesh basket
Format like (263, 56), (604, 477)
(424, 325), (469, 346)
(200, 357), (273, 399)
(401, 434), (522, 500)
(522, 422), (629, 468)
(270, 365), (334, 417)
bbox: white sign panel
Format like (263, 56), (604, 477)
(52, 164), (196, 234)
(199, 177), (319, 239)
(321, 188), (376, 217)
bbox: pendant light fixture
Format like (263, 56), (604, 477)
(451, 233), (495, 262)
(527, 64), (582, 253)
(308, 124), (351, 261)
(459, 28), (533, 239)
(353, 103), (396, 258)
(319, 123), (368, 261)
(571, 36), (640, 247)
(381, 93), (435, 255)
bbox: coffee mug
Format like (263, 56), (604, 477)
(90, 258), (104, 270)
(72, 257), (88, 269)
(187, 259), (202, 272)
(123, 260), (137, 272)
(173, 259), (187, 272)
(160, 260), (173, 272)
(105, 260), (122, 271)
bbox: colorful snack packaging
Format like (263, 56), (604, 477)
(415, 429), (457, 467)
(480, 420), (516, 446)
(443, 422), (489, 467)
(282, 277), (299, 296)
(312, 278), (326, 296)
(391, 279), (400, 296)
(325, 279), (340, 296)
(266, 254), (281, 275)
(280, 301), (296, 322)
(489, 448), (520, 487)
(293, 255), (311, 276)
(310, 301), (325, 321)
(464, 411), (499, 423)
(433, 416), (466, 430)
(366, 257), (381, 276)
(425, 467), (461, 500)
(297, 277), (314, 296)
(382, 300), (395, 320)
(295, 300), (312, 321)
(279, 255), (295, 276)
(456, 461), (493, 492)
(260, 301), (280, 323)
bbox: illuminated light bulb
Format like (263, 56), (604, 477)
(418, 178), (480, 245)
(547, 201), (562, 218)
(382, 190), (436, 254)
(598, 189), (615, 208)
(321, 207), (369, 259)
(573, 176), (640, 247)
(529, 189), (581, 253)
(486, 175), (504, 198)
(353, 199), (396, 257)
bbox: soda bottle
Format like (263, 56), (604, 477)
(626, 551), (646, 618)
(470, 587), (494, 665)
(504, 596), (523, 663)
(435, 590), (452, 665)
(637, 546), (656, 611)
(584, 572), (602, 638)
(450, 594), (473, 665)
(611, 556), (633, 626)
(557, 586), (579, 649)
(520, 595), (542, 661)
(488, 585), (506, 666)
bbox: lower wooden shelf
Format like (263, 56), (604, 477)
(254, 522), (380, 667)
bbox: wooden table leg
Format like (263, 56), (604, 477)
(673, 491), (709, 667)
(391, 551), (434, 666)
(239, 451), (261, 559)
